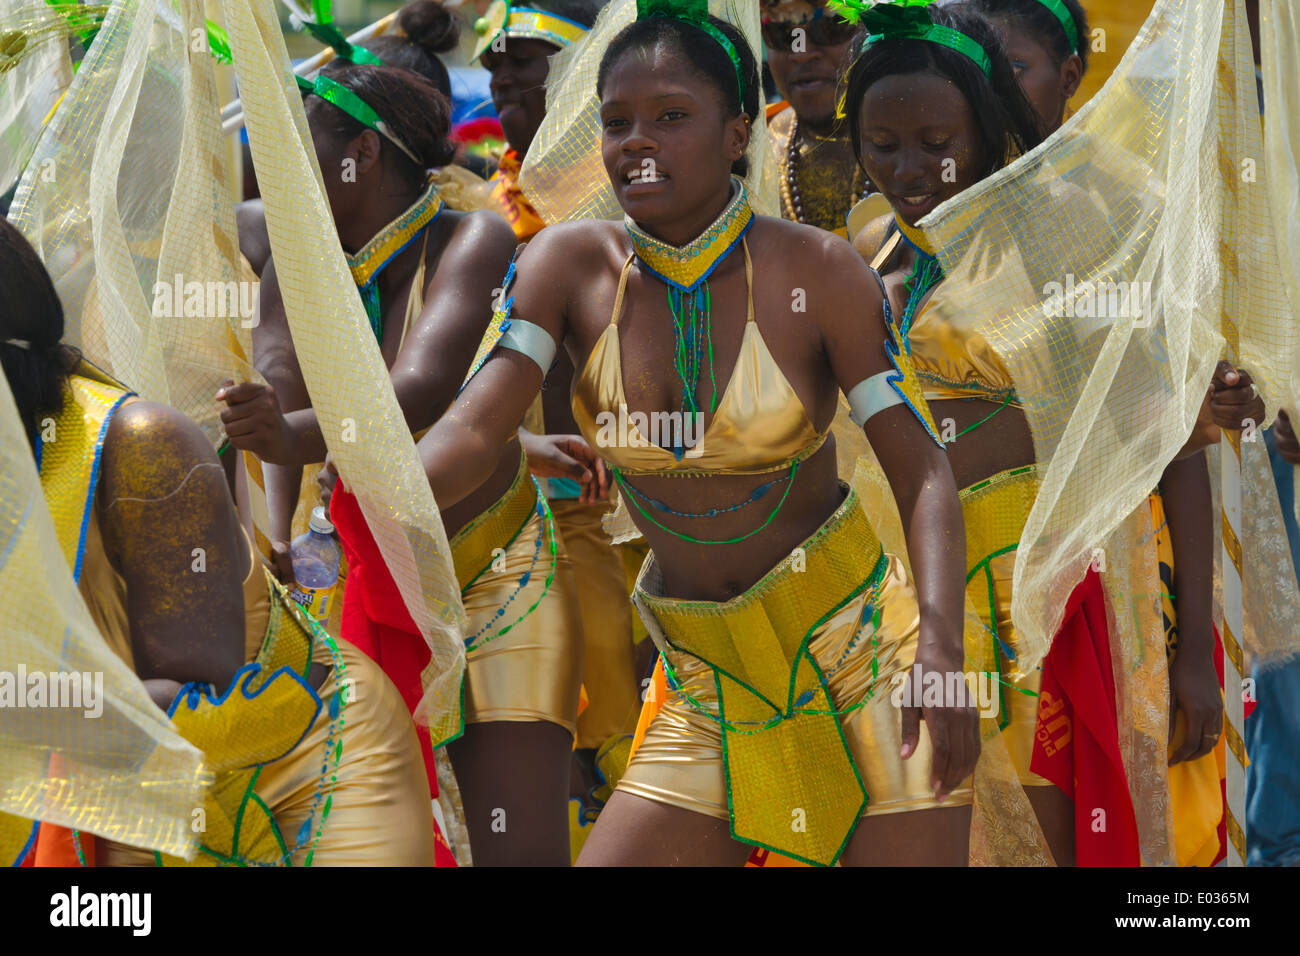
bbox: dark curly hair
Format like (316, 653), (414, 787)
(361, 0), (461, 98)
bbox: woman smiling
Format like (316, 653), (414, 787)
(416, 1), (979, 867)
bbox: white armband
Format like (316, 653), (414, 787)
(498, 319), (557, 374)
(846, 371), (903, 427)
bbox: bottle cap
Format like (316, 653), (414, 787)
(309, 505), (335, 536)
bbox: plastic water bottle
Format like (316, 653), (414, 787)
(289, 506), (341, 623)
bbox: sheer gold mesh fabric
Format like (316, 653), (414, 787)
(518, 0), (779, 223)
(217, 0), (467, 742)
(0, 375), (207, 859)
(9, 0), (256, 448)
(916, 0), (1295, 671)
(0, 0), (78, 195)
(1264, 3), (1300, 604)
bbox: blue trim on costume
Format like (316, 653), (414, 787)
(631, 215), (755, 295)
(870, 264), (943, 447)
(72, 391), (132, 585)
(167, 662), (324, 770)
(9, 820), (38, 866)
(883, 340), (943, 447)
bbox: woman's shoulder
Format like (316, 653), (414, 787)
(102, 400), (220, 498)
(751, 215), (871, 272)
(515, 219), (627, 271)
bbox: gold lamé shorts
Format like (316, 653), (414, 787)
(959, 464), (1050, 788)
(105, 580), (440, 866)
(619, 487), (974, 827)
(453, 459), (583, 734)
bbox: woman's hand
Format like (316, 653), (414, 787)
(217, 380), (296, 464)
(1208, 360), (1266, 432)
(519, 430), (610, 502)
(1274, 409), (1300, 465)
(316, 456), (339, 512)
(1168, 637), (1224, 765)
(900, 643), (982, 800)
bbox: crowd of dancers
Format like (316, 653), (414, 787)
(2, 0), (1297, 868)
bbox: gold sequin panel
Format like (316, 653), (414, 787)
(620, 492), (974, 824)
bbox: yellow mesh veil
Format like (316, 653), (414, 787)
(0, 0), (80, 196)
(216, 0), (467, 742)
(1, 0), (244, 862)
(897, 0), (1299, 861)
(1264, 4), (1300, 599)
(0, 375), (207, 861)
(916, 0), (1296, 669)
(518, 0), (779, 223)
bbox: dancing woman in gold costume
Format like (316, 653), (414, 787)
(220, 52), (587, 865)
(0, 218), (438, 866)
(416, 4), (979, 867)
(848, 0), (1227, 864)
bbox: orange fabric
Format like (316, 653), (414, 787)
(629, 657), (810, 867)
(627, 657), (667, 761)
(765, 99), (789, 121)
(489, 148), (545, 240)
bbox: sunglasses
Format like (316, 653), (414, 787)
(761, 15), (857, 51)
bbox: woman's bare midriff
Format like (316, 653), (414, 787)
(930, 398), (1036, 490)
(622, 436), (845, 603)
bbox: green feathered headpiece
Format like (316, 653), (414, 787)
(635, 0), (747, 109)
(295, 0), (384, 66)
(827, 0), (991, 76)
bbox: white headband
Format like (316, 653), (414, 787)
(3, 339), (31, 350)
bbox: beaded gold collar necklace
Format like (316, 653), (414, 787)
(624, 177), (754, 294)
(346, 178), (444, 342)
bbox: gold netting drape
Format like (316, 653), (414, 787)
(10, 0), (255, 446)
(217, 0), (467, 742)
(517, 0), (779, 224)
(0, 0), (77, 197)
(918, 0), (1296, 670)
(907, 0), (1299, 860)
(1, 2), (220, 861)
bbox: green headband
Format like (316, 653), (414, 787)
(1033, 0), (1080, 55)
(297, 73), (423, 166)
(636, 0), (747, 109)
(830, 0), (992, 77)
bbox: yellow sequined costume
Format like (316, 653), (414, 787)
(568, 236), (968, 866)
(44, 369), (438, 866)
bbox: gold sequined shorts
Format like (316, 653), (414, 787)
(959, 465), (1050, 788)
(618, 488), (974, 825)
(453, 458), (583, 734)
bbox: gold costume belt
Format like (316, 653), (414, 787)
(633, 488), (887, 866)
(449, 450), (539, 593)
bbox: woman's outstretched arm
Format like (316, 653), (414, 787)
(417, 224), (593, 509)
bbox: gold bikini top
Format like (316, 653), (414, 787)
(872, 229), (1019, 406)
(571, 240), (826, 476)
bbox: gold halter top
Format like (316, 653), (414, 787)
(872, 228), (1019, 406)
(571, 240), (826, 477)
